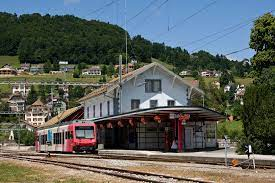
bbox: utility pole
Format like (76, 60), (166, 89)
(17, 114), (21, 150)
(224, 135), (228, 167)
(124, 0), (128, 73)
(119, 55), (122, 114)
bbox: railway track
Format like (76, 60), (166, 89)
(0, 153), (212, 183)
(1, 149), (274, 169)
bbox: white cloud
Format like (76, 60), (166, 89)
(64, 0), (80, 5)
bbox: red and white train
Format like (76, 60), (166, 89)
(35, 120), (97, 153)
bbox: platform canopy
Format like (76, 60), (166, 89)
(91, 106), (225, 123)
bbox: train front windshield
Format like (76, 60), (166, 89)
(75, 126), (94, 139)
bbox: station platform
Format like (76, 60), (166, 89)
(98, 148), (275, 168)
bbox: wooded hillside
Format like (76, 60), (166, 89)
(0, 12), (248, 75)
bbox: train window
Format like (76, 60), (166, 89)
(75, 126), (94, 139)
(65, 131), (73, 139)
(53, 133), (62, 144)
(39, 134), (47, 145)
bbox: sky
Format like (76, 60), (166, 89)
(0, 0), (274, 61)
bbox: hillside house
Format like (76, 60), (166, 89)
(59, 65), (75, 72)
(8, 94), (25, 112)
(179, 70), (192, 77)
(25, 99), (49, 127)
(30, 64), (44, 74)
(78, 62), (224, 151)
(0, 64), (17, 76)
(235, 85), (245, 105)
(20, 63), (30, 72)
(82, 66), (102, 76)
(114, 64), (135, 74)
(12, 84), (31, 97)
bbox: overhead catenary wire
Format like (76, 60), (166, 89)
(130, 0), (169, 32)
(190, 21), (253, 53)
(127, 0), (157, 24)
(84, 0), (120, 18)
(224, 47), (250, 56)
(190, 9), (275, 53)
(178, 9), (275, 48)
(152, 0), (218, 41)
(179, 17), (255, 48)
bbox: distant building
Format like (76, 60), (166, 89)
(114, 64), (134, 74)
(131, 59), (138, 64)
(21, 121), (36, 131)
(0, 64), (17, 76)
(58, 85), (69, 99)
(53, 101), (67, 115)
(224, 85), (231, 93)
(25, 99), (49, 127)
(214, 71), (222, 77)
(200, 70), (214, 77)
(59, 61), (69, 65)
(30, 64), (44, 74)
(179, 70), (192, 77)
(50, 71), (65, 74)
(12, 84), (31, 97)
(82, 66), (102, 76)
(235, 85), (245, 105)
(59, 65), (75, 72)
(8, 94), (25, 112)
(20, 63), (30, 72)
(224, 83), (235, 93)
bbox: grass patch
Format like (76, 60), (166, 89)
(0, 162), (45, 182)
(152, 58), (174, 71)
(0, 56), (20, 68)
(0, 162), (90, 183)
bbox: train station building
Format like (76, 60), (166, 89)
(78, 62), (225, 152)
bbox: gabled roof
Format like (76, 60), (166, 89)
(32, 98), (44, 106)
(78, 61), (204, 103)
(40, 106), (82, 128)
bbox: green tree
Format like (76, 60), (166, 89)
(73, 68), (80, 78)
(250, 13), (275, 70)
(241, 83), (275, 154)
(107, 63), (115, 77)
(38, 85), (46, 102)
(101, 65), (107, 75)
(14, 130), (35, 146)
(219, 71), (235, 87)
(43, 60), (52, 73)
(26, 85), (37, 105)
(69, 86), (84, 100)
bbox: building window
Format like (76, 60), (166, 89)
(100, 103), (102, 117)
(167, 100), (175, 106)
(150, 100), (158, 108)
(86, 106), (90, 119)
(93, 105), (95, 118)
(145, 79), (161, 93)
(131, 99), (140, 110)
(107, 101), (110, 116)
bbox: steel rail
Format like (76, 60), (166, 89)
(0, 150), (273, 169)
(0, 153), (212, 183)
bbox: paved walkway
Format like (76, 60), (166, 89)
(98, 148), (275, 161)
